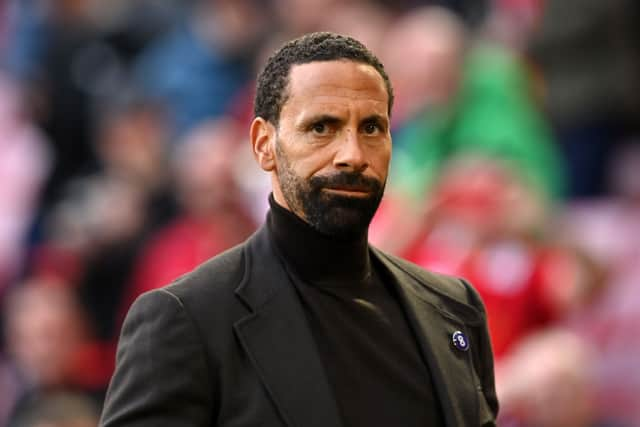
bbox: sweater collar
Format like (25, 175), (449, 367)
(267, 194), (371, 286)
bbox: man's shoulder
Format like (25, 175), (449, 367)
(377, 250), (467, 296)
(163, 241), (247, 300)
(126, 240), (251, 332)
(372, 248), (486, 319)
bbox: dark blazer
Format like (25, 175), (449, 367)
(100, 225), (498, 427)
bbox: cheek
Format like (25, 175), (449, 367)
(291, 149), (335, 179)
(369, 144), (391, 178)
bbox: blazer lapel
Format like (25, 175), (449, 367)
(373, 249), (482, 427)
(233, 227), (343, 427)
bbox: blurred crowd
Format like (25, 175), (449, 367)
(0, 0), (638, 426)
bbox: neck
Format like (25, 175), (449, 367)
(267, 194), (371, 286)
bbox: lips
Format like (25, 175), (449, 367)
(323, 188), (372, 198)
(324, 185), (372, 193)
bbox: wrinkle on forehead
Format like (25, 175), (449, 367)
(291, 61), (387, 97)
(283, 60), (389, 117)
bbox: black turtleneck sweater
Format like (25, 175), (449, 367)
(267, 196), (445, 427)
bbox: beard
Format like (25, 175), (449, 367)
(275, 141), (385, 238)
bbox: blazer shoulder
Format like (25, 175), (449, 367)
(373, 248), (487, 321)
(162, 241), (247, 302)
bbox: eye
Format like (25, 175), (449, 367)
(363, 122), (381, 135)
(311, 122), (327, 134)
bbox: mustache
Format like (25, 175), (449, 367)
(309, 171), (382, 193)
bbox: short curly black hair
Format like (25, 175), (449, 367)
(254, 32), (394, 126)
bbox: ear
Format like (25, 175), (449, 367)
(250, 117), (277, 172)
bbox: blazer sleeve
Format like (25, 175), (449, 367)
(100, 289), (214, 426)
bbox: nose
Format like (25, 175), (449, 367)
(333, 129), (368, 172)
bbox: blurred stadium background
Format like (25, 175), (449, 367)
(0, 0), (639, 426)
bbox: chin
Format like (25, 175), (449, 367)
(307, 202), (377, 237)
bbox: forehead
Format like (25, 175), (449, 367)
(283, 60), (389, 116)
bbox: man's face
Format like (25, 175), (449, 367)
(271, 60), (391, 236)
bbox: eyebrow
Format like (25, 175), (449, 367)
(361, 114), (389, 130)
(296, 114), (343, 129)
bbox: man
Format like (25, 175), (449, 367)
(100, 32), (498, 427)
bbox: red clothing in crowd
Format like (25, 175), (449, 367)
(405, 235), (560, 359)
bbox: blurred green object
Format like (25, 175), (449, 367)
(391, 43), (565, 201)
